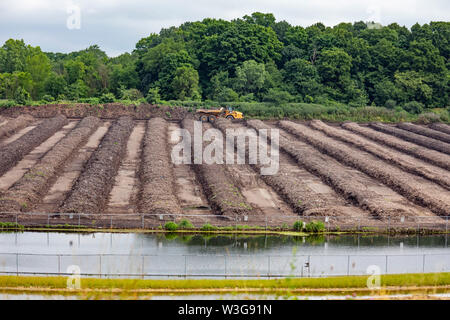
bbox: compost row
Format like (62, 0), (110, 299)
(59, 116), (134, 214)
(0, 115), (34, 140)
(280, 121), (450, 216)
(397, 122), (450, 144)
(0, 115), (68, 177)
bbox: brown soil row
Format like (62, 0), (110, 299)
(59, 116), (134, 214)
(280, 121), (450, 216)
(0, 115), (68, 178)
(138, 118), (182, 215)
(0, 103), (188, 121)
(0, 117), (100, 212)
(397, 122), (450, 144)
(310, 120), (450, 190)
(250, 120), (431, 219)
(342, 122), (450, 171)
(212, 119), (297, 219)
(369, 122), (450, 154)
(0, 115), (34, 140)
(181, 117), (252, 217)
(430, 123), (450, 135)
(218, 119), (367, 218)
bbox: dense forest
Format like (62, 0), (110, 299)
(0, 12), (448, 119)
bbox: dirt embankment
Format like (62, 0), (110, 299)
(397, 122), (450, 144)
(0, 103), (189, 121)
(59, 116), (134, 214)
(369, 123), (450, 154)
(0, 115), (35, 140)
(310, 120), (450, 190)
(138, 118), (182, 215)
(280, 121), (450, 217)
(182, 117), (252, 217)
(0, 117), (100, 212)
(342, 122), (450, 171)
(430, 123), (450, 135)
(0, 115), (68, 178)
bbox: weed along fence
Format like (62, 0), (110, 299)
(0, 252), (449, 279)
(0, 212), (449, 232)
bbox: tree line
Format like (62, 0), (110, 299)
(0, 12), (448, 114)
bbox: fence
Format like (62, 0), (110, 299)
(0, 212), (448, 232)
(0, 252), (448, 279)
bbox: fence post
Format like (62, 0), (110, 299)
(141, 214), (144, 229)
(99, 255), (102, 278)
(110, 216), (113, 229)
(446, 217), (448, 233)
(78, 214), (81, 226)
(15, 213), (18, 225)
(47, 214), (50, 226)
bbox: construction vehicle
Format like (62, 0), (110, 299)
(195, 107), (243, 123)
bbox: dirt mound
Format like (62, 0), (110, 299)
(0, 117), (100, 212)
(182, 118), (252, 216)
(0, 115), (68, 178)
(59, 116), (134, 214)
(0, 115), (35, 140)
(342, 122), (450, 171)
(138, 118), (182, 215)
(430, 123), (450, 135)
(0, 103), (189, 120)
(370, 122), (450, 154)
(397, 122), (450, 144)
(281, 121), (450, 216)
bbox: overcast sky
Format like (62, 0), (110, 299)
(1, 0), (449, 57)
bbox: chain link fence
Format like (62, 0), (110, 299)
(0, 212), (448, 232)
(0, 252), (448, 279)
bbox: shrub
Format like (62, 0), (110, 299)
(304, 221), (325, 233)
(416, 112), (441, 124)
(164, 221), (178, 231)
(403, 101), (424, 114)
(178, 219), (194, 229)
(120, 88), (143, 101)
(41, 94), (55, 103)
(200, 223), (217, 231)
(14, 87), (31, 105)
(293, 220), (304, 231)
(146, 87), (162, 104)
(0, 100), (16, 108)
(99, 93), (116, 104)
(385, 99), (397, 109)
(263, 88), (294, 104)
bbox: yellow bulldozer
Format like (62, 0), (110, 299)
(195, 107), (243, 123)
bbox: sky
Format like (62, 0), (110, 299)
(0, 0), (449, 57)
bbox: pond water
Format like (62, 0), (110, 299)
(0, 232), (448, 278)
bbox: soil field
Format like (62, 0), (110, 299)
(0, 108), (449, 230)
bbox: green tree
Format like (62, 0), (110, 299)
(171, 65), (201, 100)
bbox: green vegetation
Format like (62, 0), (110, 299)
(163, 221), (178, 231)
(0, 273), (448, 297)
(0, 14), (448, 122)
(200, 223), (218, 232)
(178, 219), (194, 229)
(0, 222), (24, 230)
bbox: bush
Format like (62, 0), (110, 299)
(120, 88), (143, 101)
(0, 100), (16, 108)
(416, 112), (441, 124)
(385, 99), (397, 109)
(200, 223), (217, 231)
(292, 220), (304, 231)
(304, 221), (325, 233)
(164, 221), (178, 231)
(78, 97), (100, 105)
(14, 87), (31, 105)
(403, 101), (424, 114)
(178, 219), (194, 229)
(263, 88), (294, 104)
(99, 93), (116, 104)
(146, 87), (162, 104)
(41, 94), (55, 103)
